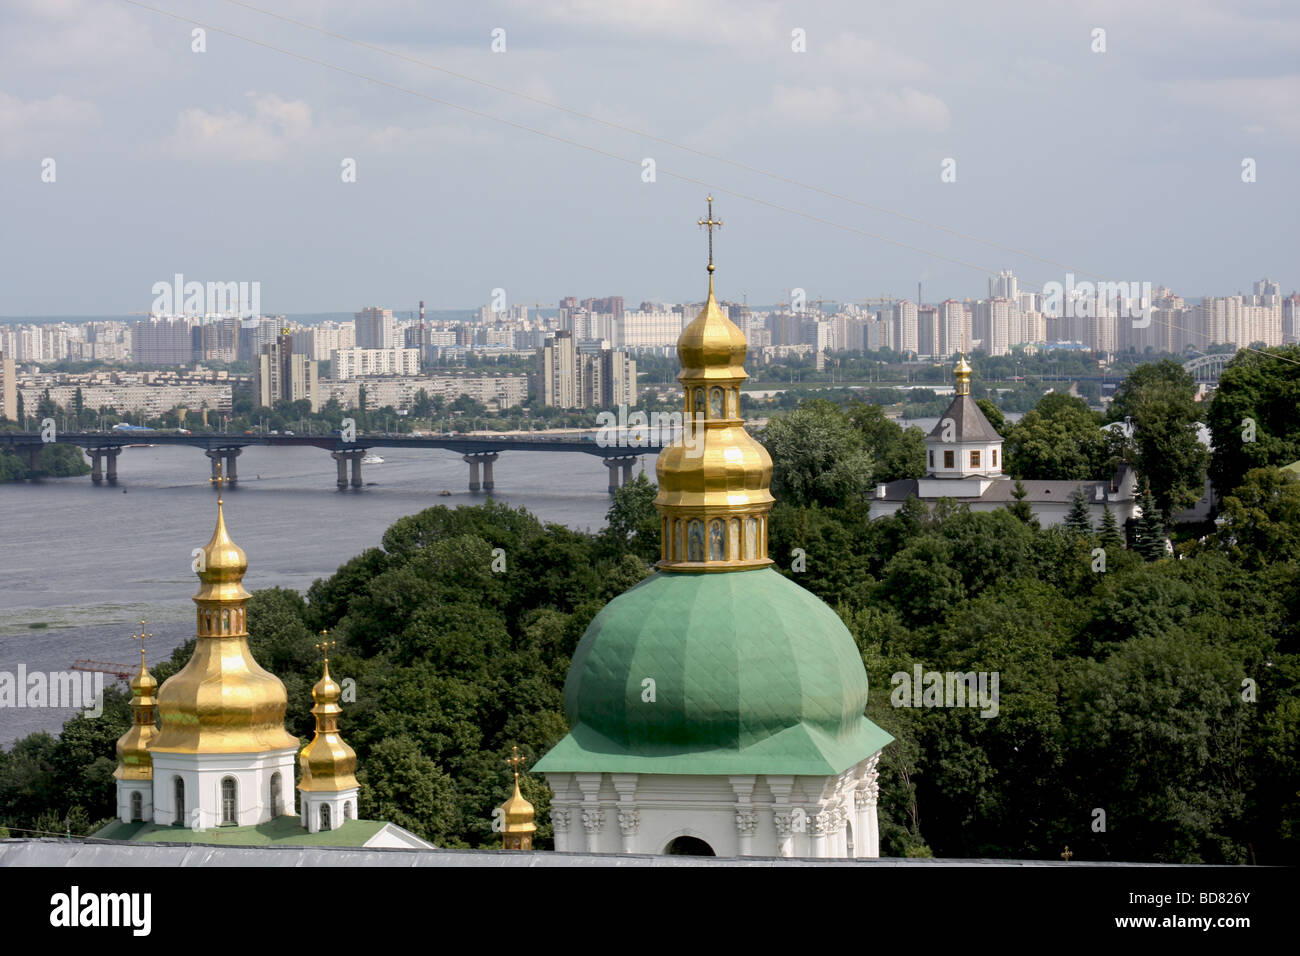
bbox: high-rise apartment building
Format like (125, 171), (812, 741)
(131, 318), (194, 365)
(253, 329), (319, 410)
(538, 331), (579, 408)
(0, 352), (17, 422)
(330, 348), (422, 380)
(355, 307), (395, 350)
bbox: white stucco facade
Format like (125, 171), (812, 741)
(300, 786), (360, 834)
(148, 748), (297, 829)
(544, 754), (881, 859)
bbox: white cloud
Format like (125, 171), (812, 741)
(0, 91), (99, 157)
(166, 92), (314, 162)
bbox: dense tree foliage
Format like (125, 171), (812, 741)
(1107, 360), (1208, 522)
(1005, 393), (1111, 480)
(3, 363), (1296, 863)
(1207, 345), (1300, 502)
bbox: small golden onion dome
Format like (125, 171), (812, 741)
(676, 276), (749, 381)
(194, 499), (251, 603)
(299, 657), (359, 792)
(115, 647), (159, 781)
(501, 778), (536, 833)
(151, 498), (298, 755)
(954, 353), (972, 396)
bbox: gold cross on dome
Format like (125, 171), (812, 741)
(1060, 846), (1073, 861)
(315, 631), (337, 663)
(698, 195), (722, 273)
(506, 745), (527, 780)
(132, 619), (153, 666)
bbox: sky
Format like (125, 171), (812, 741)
(1, 0), (1298, 316)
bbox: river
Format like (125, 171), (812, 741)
(0, 443), (635, 745)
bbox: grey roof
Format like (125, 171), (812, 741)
(0, 838), (1173, 867)
(927, 395), (1003, 443)
(876, 474), (1135, 505)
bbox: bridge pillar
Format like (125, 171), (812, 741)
(482, 453), (498, 492)
(206, 450), (222, 483)
(331, 451), (348, 489)
(604, 458), (620, 495)
(622, 459), (634, 486)
(224, 448), (239, 485)
(22, 445), (42, 473)
(105, 446), (119, 484)
(350, 453), (363, 488)
(91, 449), (103, 484)
(464, 455), (482, 493)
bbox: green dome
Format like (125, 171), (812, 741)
(534, 567), (892, 776)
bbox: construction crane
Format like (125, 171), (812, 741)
(71, 660), (135, 683)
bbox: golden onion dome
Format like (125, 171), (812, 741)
(501, 778), (536, 833)
(299, 655), (359, 792)
(676, 276), (749, 381)
(954, 353), (972, 396)
(151, 495), (298, 756)
(654, 197), (774, 572)
(115, 640), (160, 781)
(194, 499), (251, 603)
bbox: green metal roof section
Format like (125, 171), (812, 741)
(535, 567), (892, 775)
(91, 816), (387, 847)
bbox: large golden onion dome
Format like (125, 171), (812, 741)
(151, 492), (298, 755)
(654, 196), (774, 572)
(114, 623), (159, 781)
(299, 645), (358, 792)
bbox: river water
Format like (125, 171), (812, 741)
(0, 443), (640, 745)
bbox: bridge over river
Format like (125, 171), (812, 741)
(0, 431), (674, 494)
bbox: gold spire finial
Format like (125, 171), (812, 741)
(499, 745), (536, 850)
(656, 198), (774, 572)
(698, 194), (722, 275)
(209, 458), (226, 504)
(298, 631), (358, 796)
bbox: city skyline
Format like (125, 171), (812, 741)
(3, 1), (1298, 315)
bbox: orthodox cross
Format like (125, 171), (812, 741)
(132, 619), (152, 667)
(698, 195), (722, 273)
(1060, 846), (1073, 861)
(315, 631), (336, 664)
(506, 744), (527, 782)
(209, 457), (226, 500)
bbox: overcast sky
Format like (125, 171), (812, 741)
(2, 0), (1297, 316)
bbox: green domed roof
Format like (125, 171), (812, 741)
(534, 567), (892, 776)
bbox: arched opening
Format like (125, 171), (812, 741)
(130, 790), (142, 822)
(319, 804), (331, 832)
(270, 772), (282, 816)
(173, 777), (185, 826)
(220, 777), (237, 825)
(664, 836), (715, 856)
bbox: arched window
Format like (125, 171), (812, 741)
(675, 520), (685, 562)
(173, 777), (185, 825)
(687, 520), (705, 562)
(729, 518), (741, 560)
(221, 777), (237, 825)
(221, 609), (230, 633)
(745, 517), (758, 559)
(693, 387), (706, 418)
(709, 387), (723, 420)
(270, 772), (282, 816)
(320, 804), (332, 832)
(665, 836), (715, 856)
(344, 801), (353, 822)
(709, 519), (725, 561)
(130, 790), (142, 822)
